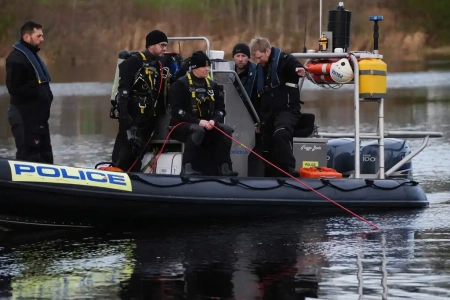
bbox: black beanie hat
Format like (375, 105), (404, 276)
(189, 50), (211, 69)
(145, 30), (168, 47)
(232, 43), (251, 58)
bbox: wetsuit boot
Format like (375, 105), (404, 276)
(220, 163), (239, 177)
(181, 163), (201, 175)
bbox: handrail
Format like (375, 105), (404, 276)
(167, 36), (212, 78)
(316, 131), (443, 139)
(212, 70), (261, 126)
(167, 36), (211, 56)
(385, 136), (430, 177)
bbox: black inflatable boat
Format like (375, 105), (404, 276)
(0, 158), (427, 229)
(1, 36), (443, 230)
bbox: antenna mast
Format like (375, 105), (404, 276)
(319, 0), (323, 37)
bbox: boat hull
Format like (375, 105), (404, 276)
(0, 158), (428, 229)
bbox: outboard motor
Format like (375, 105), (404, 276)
(327, 138), (359, 177)
(360, 138), (412, 179)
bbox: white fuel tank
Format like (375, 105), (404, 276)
(141, 152), (182, 175)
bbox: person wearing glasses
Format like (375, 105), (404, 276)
(112, 30), (170, 171)
(249, 36), (306, 178)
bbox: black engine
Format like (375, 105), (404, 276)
(327, 138), (413, 179)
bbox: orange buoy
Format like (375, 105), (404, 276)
(305, 59), (339, 75)
(299, 166), (343, 179)
(305, 58), (360, 85)
(305, 59), (341, 84)
(97, 166), (124, 172)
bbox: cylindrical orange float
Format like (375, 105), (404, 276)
(305, 59), (338, 75)
(305, 59), (340, 84)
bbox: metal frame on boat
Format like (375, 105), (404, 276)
(166, 35), (443, 180)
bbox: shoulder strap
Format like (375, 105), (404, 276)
(205, 77), (215, 102)
(187, 72), (195, 100)
(187, 72), (215, 102)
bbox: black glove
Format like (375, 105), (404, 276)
(126, 127), (144, 156)
(118, 97), (133, 129)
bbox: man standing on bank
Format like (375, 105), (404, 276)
(5, 21), (54, 164)
(249, 36), (306, 177)
(168, 50), (238, 176)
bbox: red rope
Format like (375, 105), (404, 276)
(127, 130), (155, 172)
(142, 121), (380, 230)
(148, 122), (187, 173)
(212, 125), (380, 230)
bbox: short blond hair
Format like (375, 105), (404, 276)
(249, 36), (271, 53)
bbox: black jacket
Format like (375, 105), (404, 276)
(5, 40), (53, 126)
(117, 50), (176, 120)
(255, 47), (303, 121)
(168, 73), (226, 125)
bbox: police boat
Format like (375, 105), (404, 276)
(0, 6), (443, 230)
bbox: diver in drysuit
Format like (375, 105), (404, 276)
(111, 30), (170, 171)
(167, 50), (238, 176)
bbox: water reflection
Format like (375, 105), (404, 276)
(0, 208), (449, 299)
(0, 72), (449, 299)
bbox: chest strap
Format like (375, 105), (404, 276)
(138, 52), (165, 116)
(138, 52), (164, 95)
(187, 73), (215, 117)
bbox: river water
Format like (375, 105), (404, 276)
(0, 65), (449, 299)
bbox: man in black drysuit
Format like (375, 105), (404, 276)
(250, 37), (306, 177)
(168, 50), (239, 176)
(112, 30), (171, 172)
(5, 21), (54, 164)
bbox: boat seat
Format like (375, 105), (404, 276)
(165, 125), (183, 144)
(145, 126), (184, 146)
(149, 139), (183, 145)
(293, 113), (315, 138)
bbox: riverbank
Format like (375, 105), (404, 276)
(1, 0), (449, 82)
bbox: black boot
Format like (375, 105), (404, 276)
(286, 167), (299, 177)
(181, 163), (201, 175)
(220, 163), (239, 177)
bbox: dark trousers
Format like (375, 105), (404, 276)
(260, 111), (300, 177)
(112, 121), (155, 172)
(171, 123), (234, 175)
(7, 105), (53, 164)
